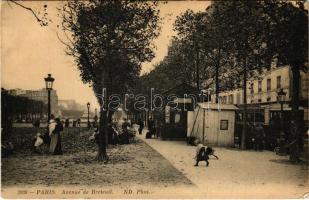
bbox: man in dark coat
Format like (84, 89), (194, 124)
(148, 117), (154, 136)
(138, 118), (144, 135)
(120, 118), (130, 144)
(65, 119), (70, 128)
(255, 124), (265, 151)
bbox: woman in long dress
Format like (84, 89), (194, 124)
(49, 117), (63, 155)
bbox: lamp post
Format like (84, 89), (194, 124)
(44, 74), (55, 122)
(277, 88), (286, 154)
(87, 102), (90, 128)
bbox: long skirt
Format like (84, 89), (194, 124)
(49, 133), (63, 155)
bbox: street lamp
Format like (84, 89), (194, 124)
(277, 88), (286, 154)
(44, 74), (55, 122)
(277, 88), (286, 128)
(87, 102), (90, 128)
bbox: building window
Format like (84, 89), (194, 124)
(165, 106), (170, 123)
(277, 76), (281, 89)
(218, 96), (222, 104)
(220, 120), (228, 130)
(258, 99), (262, 103)
(236, 93), (240, 104)
(258, 81), (262, 92)
(250, 83), (254, 94)
(229, 94), (234, 104)
(175, 113), (181, 124)
(221, 96), (227, 104)
(267, 97), (271, 102)
(267, 79), (271, 91)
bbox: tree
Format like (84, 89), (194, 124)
(173, 7), (236, 101)
(199, 4), (236, 101)
(207, 1), (307, 151)
(174, 10), (206, 90)
(1, 88), (48, 139)
(206, 1), (271, 149)
(168, 2), (273, 102)
(263, 1), (308, 161)
(163, 38), (196, 86)
(60, 1), (161, 162)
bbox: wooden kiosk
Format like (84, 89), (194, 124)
(187, 103), (238, 147)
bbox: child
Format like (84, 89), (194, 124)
(33, 133), (44, 153)
(194, 143), (209, 167)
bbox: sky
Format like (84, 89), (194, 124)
(1, 1), (211, 110)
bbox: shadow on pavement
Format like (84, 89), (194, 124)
(269, 159), (308, 166)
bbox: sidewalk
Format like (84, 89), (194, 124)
(136, 129), (308, 198)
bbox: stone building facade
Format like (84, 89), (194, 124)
(210, 66), (308, 126)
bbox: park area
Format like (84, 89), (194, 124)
(1, 127), (197, 198)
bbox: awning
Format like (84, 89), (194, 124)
(197, 102), (239, 110)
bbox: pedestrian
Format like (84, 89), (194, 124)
(33, 133), (44, 154)
(112, 123), (119, 144)
(89, 125), (99, 144)
(65, 119), (70, 128)
(137, 118), (144, 135)
(92, 120), (97, 128)
(122, 118), (130, 131)
(109, 122), (119, 145)
(47, 114), (55, 141)
(33, 119), (40, 128)
(148, 117), (154, 136)
(255, 124), (265, 151)
(288, 121), (301, 163)
(73, 120), (76, 127)
(120, 118), (130, 144)
(77, 118), (81, 134)
(194, 143), (209, 167)
(49, 117), (63, 155)
(1, 142), (14, 158)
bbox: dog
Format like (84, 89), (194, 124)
(194, 145), (219, 167)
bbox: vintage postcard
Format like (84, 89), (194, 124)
(1, 0), (308, 199)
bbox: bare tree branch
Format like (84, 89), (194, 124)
(8, 0), (48, 26)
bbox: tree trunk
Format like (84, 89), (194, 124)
(241, 61), (247, 150)
(289, 66), (301, 162)
(96, 107), (109, 162)
(215, 50), (221, 104)
(291, 67), (300, 117)
(215, 64), (219, 104)
(196, 49), (200, 91)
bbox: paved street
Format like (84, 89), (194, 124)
(136, 128), (308, 198)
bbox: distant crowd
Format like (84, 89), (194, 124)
(31, 116), (155, 155)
